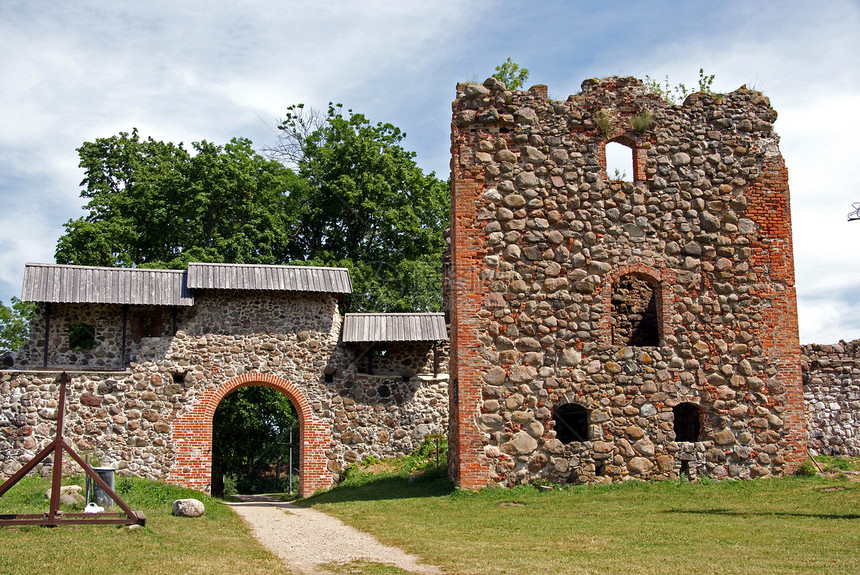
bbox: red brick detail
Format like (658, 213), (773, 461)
(166, 373), (333, 497)
(744, 154), (807, 471)
(596, 133), (648, 182)
(448, 120), (492, 489)
(598, 264), (675, 346)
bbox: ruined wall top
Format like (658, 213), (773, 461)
(455, 75), (777, 128)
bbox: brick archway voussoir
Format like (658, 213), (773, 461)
(167, 372), (333, 497)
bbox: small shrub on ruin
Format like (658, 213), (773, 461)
(492, 58), (529, 90)
(643, 68), (716, 104)
(631, 109), (653, 134)
(595, 109), (612, 136)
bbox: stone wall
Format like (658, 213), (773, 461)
(0, 291), (448, 496)
(448, 76), (806, 489)
(14, 303), (186, 370)
(802, 341), (860, 456)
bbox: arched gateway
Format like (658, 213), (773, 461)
(167, 373), (333, 498)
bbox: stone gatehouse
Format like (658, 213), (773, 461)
(447, 76), (807, 488)
(0, 262), (448, 496)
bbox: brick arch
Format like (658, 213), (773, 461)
(166, 373), (333, 497)
(598, 264), (674, 346)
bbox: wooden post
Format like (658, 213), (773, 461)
(47, 371), (69, 523)
(42, 303), (51, 368)
(120, 305), (128, 367)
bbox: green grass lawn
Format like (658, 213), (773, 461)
(0, 475), (290, 575)
(1, 455), (858, 575)
(304, 457), (860, 575)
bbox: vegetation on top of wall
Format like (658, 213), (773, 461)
(492, 58), (530, 90)
(643, 68), (716, 104)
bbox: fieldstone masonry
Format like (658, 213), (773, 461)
(1, 75), (857, 497)
(0, 290), (448, 497)
(448, 76), (808, 488)
(803, 341), (860, 456)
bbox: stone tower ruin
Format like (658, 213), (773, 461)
(447, 76), (807, 488)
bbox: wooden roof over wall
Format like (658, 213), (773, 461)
(21, 262), (353, 306)
(186, 263), (352, 294)
(342, 313), (448, 342)
(21, 263), (194, 306)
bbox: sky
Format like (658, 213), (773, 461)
(1, 0), (858, 344)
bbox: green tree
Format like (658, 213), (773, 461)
(55, 129), (299, 268)
(58, 112), (449, 314)
(212, 386), (298, 496)
(273, 104), (450, 313)
(492, 58), (529, 90)
(0, 297), (37, 354)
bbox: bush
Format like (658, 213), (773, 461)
(796, 460), (818, 476)
(630, 110), (653, 134)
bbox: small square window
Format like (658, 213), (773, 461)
(69, 323), (96, 350)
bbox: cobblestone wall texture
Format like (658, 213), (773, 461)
(448, 76), (807, 488)
(802, 341), (860, 456)
(0, 292), (448, 496)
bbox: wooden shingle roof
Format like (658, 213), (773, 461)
(342, 313), (448, 342)
(21, 263), (194, 306)
(186, 263), (352, 294)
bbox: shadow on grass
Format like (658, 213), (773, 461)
(665, 508), (860, 520)
(299, 466), (455, 506)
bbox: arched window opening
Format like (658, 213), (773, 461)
(605, 141), (633, 182)
(612, 274), (659, 346)
(673, 403), (700, 442)
(212, 385), (298, 497)
(553, 403), (588, 444)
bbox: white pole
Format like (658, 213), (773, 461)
(289, 427), (293, 495)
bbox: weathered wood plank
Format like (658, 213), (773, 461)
(186, 263), (351, 294)
(342, 313), (447, 342)
(21, 264), (194, 306)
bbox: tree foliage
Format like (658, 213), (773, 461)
(56, 108), (449, 313)
(272, 104), (449, 312)
(56, 129), (299, 268)
(493, 58), (530, 90)
(0, 297), (37, 354)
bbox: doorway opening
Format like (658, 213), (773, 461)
(211, 385), (298, 497)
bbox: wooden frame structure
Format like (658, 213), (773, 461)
(0, 372), (145, 527)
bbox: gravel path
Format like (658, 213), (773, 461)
(226, 495), (442, 574)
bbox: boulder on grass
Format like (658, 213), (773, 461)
(172, 498), (205, 517)
(45, 485), (86, 505)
